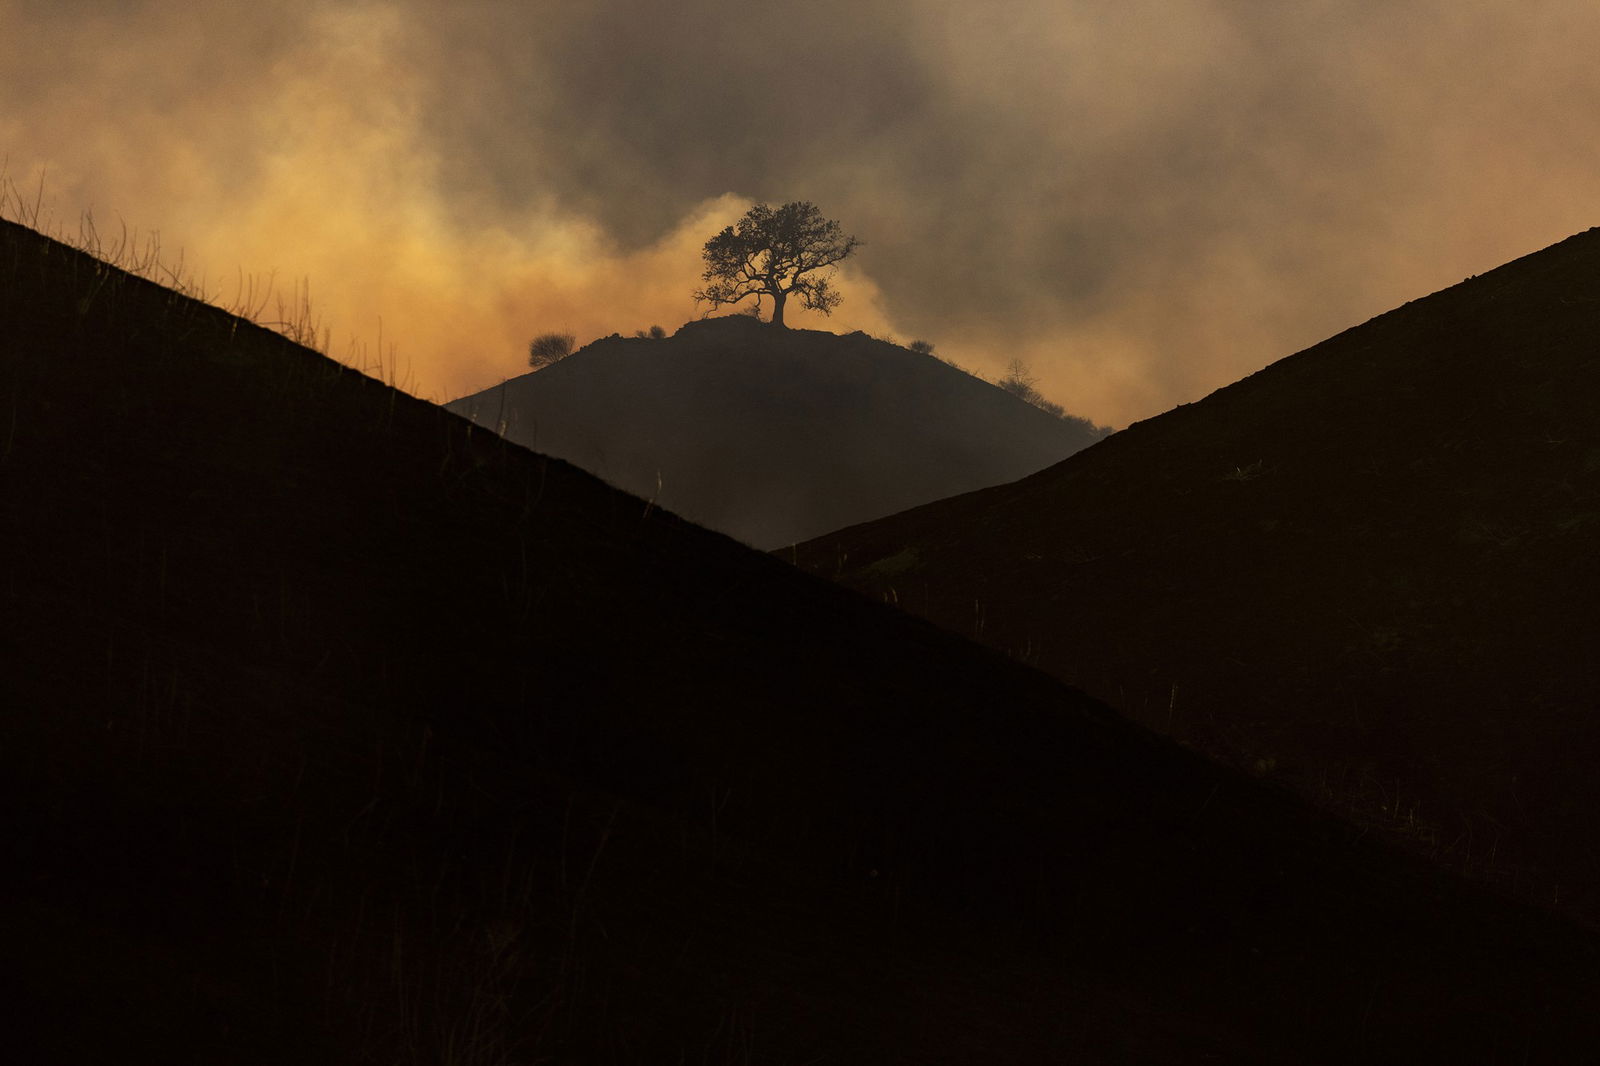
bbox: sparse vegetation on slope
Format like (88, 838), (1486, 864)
(0, 170), (420, 392)
(6, 205), (1600, 1064)
(793, 224), (1600, 924)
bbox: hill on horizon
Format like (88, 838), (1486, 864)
(793, 224), (1600, 922)
(7, 213), (1600, 1062)
(446, 316), (1108, 548)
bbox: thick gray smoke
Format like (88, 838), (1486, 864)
(6, 0), (1600, 424)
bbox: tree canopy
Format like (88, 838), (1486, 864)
(693, 202), (860, 328)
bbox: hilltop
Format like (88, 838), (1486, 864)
(447, 316), (1106, 548)
(3, 215), (1599, 1062)
(793, 225), (1600, 919)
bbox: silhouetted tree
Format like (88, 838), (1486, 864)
(997, 357), (1040, 402)
(694, 202), (860, 328)
(528, 331), (576, 369)
(995, 357), (1099, 426)
(909, 339), (936, 356)
(998, 358), (1055, 414)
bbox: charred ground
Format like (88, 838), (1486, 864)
(2, 217), (1598, 1063)
(793, 225), (1600, 923)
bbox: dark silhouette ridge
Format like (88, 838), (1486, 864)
(792, 224), (1600, 921)
(448, 314), (1107, 548)
(4, 215), (1600, 1063)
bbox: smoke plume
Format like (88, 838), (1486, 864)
(6, 0), (1600, 424)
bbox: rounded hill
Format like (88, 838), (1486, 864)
(447, 316), (1107, 547)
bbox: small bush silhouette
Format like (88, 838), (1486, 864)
(634, 325), (668, 339)
(528, 331), (576, 369)
(997, 357), (1041, 402)
(909, 339), (935, 356)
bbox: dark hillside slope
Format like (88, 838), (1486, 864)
(3, 216), (1599, 1063)
(447, 317), (1104, 548)
(794, 226), (1600, 918)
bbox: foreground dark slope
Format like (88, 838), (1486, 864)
(795, 226), (1600, 918)
(447, 317), (1104, 548)
(3, 217), (1598, 1064)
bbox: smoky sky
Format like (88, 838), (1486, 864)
(6, 0), (1600, 425)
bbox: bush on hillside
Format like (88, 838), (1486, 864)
(528, 331), (577, 369)
(997, 357), (1041, 403)
(909, 339), (935, 356)
(997, 357), (1112, 435)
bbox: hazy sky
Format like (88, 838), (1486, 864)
(5, 0), (1600, 426)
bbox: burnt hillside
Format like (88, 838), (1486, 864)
(793, 225), (1600, 922)
(448, 316), (1106, 548)
(2, 216), (1597, 1063)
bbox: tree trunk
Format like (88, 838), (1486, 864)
(769, 289), (788, 328)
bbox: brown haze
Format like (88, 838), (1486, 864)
(5, 0), (1600, 426)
